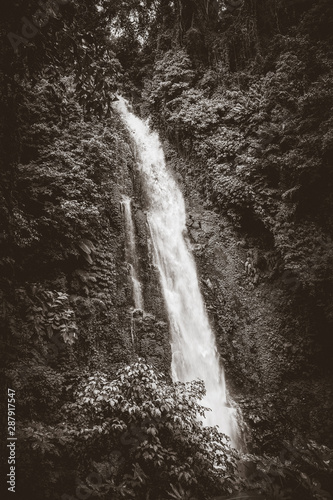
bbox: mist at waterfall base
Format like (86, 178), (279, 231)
(115, 97), (241, 448)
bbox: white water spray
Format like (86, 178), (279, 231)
(116, 97), (240, 447)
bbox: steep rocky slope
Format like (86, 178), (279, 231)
(162, 141), (333, 452)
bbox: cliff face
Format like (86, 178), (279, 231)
(163, 140), (333, 452)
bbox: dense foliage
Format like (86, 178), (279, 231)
(14, 361), (239, 499)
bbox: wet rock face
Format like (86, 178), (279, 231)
(131, 205), (169, 322)
(121, 154), (173, 371)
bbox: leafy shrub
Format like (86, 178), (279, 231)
(243, 438), (333, 500)
(147, 50), (196, 108)
(18, 360), (240, 500)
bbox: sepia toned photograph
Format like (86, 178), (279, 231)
(1, 0), (332, 498)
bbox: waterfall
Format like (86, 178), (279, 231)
(115, 97), (240, 447)
(121, 196), (144, 311)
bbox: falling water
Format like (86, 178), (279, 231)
(121, 196), (144, 310)
(115, 97), (240, 447)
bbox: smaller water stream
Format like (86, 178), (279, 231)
(121, 196), (144, 311)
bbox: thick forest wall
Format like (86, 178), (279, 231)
(1, 76), (174, 497)
(1, 76), (171, 428)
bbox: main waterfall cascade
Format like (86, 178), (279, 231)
(116, 97), (241, 447)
